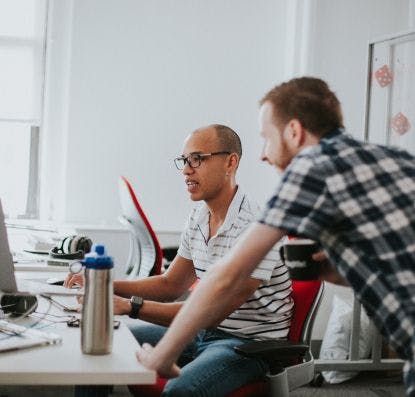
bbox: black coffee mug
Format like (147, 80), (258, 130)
(279, 239), (320, 280)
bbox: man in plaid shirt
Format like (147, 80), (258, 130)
(137, 77), (415, 396)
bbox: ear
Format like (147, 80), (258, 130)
(285, 119), (306, 148)
(226, 153), (239, 174)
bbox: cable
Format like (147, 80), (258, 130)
(39, 294), (80, 312)
(30, 312), (78, 325)
(0, 296), (53, 339)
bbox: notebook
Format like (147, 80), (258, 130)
(0, 200), (82, 297)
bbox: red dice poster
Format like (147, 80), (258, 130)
(374, 65), (393, 87)
(391, 112), (411, 135)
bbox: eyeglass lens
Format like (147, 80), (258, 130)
(175, 154), (201, 169)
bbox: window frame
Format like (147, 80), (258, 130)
(0, 1), (49, 219)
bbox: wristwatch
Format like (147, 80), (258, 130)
(129, 296), (144, 319)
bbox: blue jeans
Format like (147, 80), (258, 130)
(128, 322), (268, 397)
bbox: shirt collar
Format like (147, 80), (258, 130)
(298, 127), (345, 158)
(195, 186), (245, 240)
(218, 186), (245, 234)
(321, 127), (344, 142)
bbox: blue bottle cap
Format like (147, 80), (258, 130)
(82, 244), (114, 269)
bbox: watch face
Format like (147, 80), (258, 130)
(129, 296), (143, 319)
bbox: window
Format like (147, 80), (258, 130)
(0, 0), (48, 218)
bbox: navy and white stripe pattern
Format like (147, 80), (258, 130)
(259, 129), (415, 395)
(178, 187), (293, 340)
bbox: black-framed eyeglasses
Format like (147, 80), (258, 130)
(174, 151), (231, 170)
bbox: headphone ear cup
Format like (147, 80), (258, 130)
(69, 235), (92, 255)
(70, 235), (83, 254)
(62, 235), (75, 254)
(77, 236), (92, 255)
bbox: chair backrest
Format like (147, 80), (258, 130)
(118, 176), (163, 278)
(288, 280), (324, 344)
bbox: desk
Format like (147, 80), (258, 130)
(0, 270), (155, 387)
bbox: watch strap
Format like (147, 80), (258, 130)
(129, 296), (144, 319)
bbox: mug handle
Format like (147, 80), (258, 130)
(279, 245), (286, 266)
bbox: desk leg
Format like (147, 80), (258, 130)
(74, 385), (112, 397)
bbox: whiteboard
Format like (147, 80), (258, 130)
(365, 30), (415, 153)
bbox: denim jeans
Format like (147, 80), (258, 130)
(128, 322), (268, 397)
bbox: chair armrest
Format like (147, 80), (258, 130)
(234, 340), (309, 374)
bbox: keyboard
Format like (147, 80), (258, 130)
(0, 320), (62, 352)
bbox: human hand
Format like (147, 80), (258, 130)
(312, 251), (349, 286)
(64, 272), (84, 289)
(136, 343), (181, 379)
(113, 295), (131, 315)
(312, 250), (327, 262)
(74, 290), (128, 310)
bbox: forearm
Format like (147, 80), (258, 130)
(116, 273), (239, 328)
(114, 295), (183, 324)
(145, 266), (242, 369)
(319, 261), (349, 286)
(148, 223), (285, 367)
(114, 276), (182, 301)
(114, 256), (195, 301)
(138, 301), (183, 327)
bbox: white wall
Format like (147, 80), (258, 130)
(42, 1), (412, 339)
(42, 0), (288, 231)
(306, 0), (410, 140)
(42, 0), (410, 229)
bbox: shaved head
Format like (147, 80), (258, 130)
(191, 124), (242, 159)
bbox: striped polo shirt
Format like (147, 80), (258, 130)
(178, 187), (293, 340)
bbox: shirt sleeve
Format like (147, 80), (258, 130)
(259, 154), (337, 239)
(250, 238), (284, 281)
(177, 211), (193, 260)
(238, 200), (287, 282)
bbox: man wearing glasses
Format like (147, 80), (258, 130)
(137, 79), (415, 397)
(67, 124), (292, 396)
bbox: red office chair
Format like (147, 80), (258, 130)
(118, 176), (163, 278)
(129, 280), (324, 397)
(229, 280), (324, 396)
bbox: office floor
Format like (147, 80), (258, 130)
(291, 372), (405, 397)
(0, 385), (130, 396)
(0, 374), (405, 397)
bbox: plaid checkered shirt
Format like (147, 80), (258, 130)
(259, 129), (415, 395)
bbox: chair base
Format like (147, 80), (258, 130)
(269, 369), (289, 397)
(267, 359), (314, 397)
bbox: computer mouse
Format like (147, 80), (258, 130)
(46, 277), (65, 286)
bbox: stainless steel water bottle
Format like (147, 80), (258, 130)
(81, 244), (114, 354)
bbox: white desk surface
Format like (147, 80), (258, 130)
(0, 271), (156, 386)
